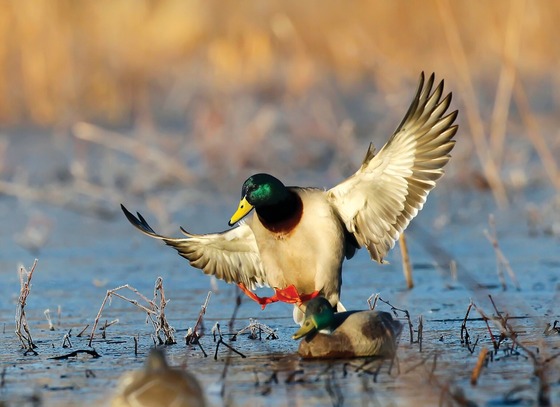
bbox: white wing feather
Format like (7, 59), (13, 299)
(328, 73), (458, 263)
(121, 205), (267, 289)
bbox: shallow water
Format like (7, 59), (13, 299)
(1, 137), (559, 406)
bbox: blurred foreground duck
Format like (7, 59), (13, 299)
(111, 348), (205, 407)
(293, 297), (402, 358)
(122, 72), (457, 324)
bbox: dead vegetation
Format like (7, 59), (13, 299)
(88, 277), (176, 347)
(15, 259), (38, 355)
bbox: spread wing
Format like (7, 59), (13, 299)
(327, 72), (458, 263)
(121, 205), (267, 289)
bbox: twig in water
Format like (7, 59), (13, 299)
(219, 293), (244, 400)
(76, 324), (89, 337)
(189, 291), (212, 342)
(49, 349), (101, 360)
(367, 293), (379, 310)
(62, 329), (73, 348)
(232, 318), (278, 341)
(185, 292), (211, 357)
(376, 297), (414, 344)
(483, 214), (520, 291)
(399, 232), (414, 289)
(44, 309), (54, 331)
(15, 259), (39, 354)
(212, 323), (246, 360)
(470, 347), (489, 385)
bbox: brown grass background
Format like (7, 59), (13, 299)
(1, 0), (559, 208)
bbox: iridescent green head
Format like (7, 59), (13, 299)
(228, 173), (288, 226)
(292, 297), (336, 340)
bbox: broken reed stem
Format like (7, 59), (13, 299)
(436, 0), (508, 208)
(377, 297), (413, 344)
(399, 233), (414, 289)
(470, 347), (489, 385)
(15, 259), (39, 353)
(192, 291), (212, 338)
(367, 293), (380, 310)
(483, 214), (520, 291)
(44, 309), (54, 331)
(153, 277), (176, 345)
(88, 281), (173, 347)
(489, 0), (523, 167)
(461, 301), (473, 344)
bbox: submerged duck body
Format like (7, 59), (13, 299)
(293, 297), (402, 359)
(122, 72), (458, 324)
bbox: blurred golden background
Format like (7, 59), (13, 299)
(1, 0), (558, 124)
(0, 0), (559, 214)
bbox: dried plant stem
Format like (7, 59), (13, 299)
(513, 79), (560, 191)
(470, 347), (489, 385)
(489, 0), (524, 166)
(15, 259), (39, 353)
(192, 291), (212, 338)
(483, 214), (520, 290)
(88, 279), (175, 347)
(436, 0), (508, 208)
(399, 233), (414, 289)
(367, 293), (380, 310)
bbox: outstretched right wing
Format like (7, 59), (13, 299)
(121, 205), (267, 290)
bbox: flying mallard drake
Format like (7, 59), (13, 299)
(293, 297), (402, 358)
(122, 72), (457, 324)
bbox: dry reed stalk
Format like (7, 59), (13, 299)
(186, 291), (212, 347)
(483, 214), (520, 291)
(232, 318), (278, 340)
(43, 309), (54, 331)
(489, 0), (524, 166)
(399, 233), (414, 289)
(367, 292), (379, 310)
(483, 296), (560, 406)
(88, 278), (175, 347)
(470, 347), (489, 385)
(513, 79), (560, 191)
(15, 259), (38, 354)
(72, 122), (194, 183)
(436, 0), (508, 208)
(152, 277), (176, 345)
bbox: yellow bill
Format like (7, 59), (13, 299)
(228, 197), (254, 226)
(292, 316), (318, 340)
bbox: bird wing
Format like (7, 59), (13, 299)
(121, 205), (267, 289)
(327, 73), (458, 263)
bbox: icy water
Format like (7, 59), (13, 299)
(1, 137), (559, 406)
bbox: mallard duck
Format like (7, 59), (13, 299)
(122, 72), (457, 324)
(293, 297), (402, 359)
(111, 348), (205, 407)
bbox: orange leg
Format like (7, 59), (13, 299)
(237, 283), (320, 309)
